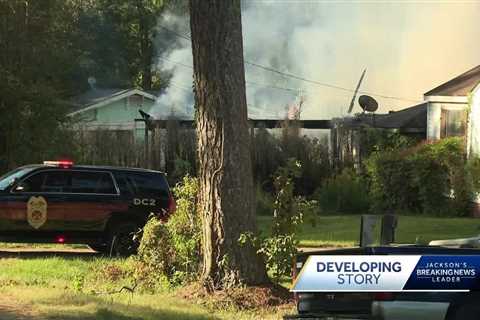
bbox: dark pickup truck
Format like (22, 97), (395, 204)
(286, 245), (480, 320)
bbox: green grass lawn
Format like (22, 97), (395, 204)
(4, 214), (480, 250)
(0, 256), (292, 320)
(1, 214), (479, 319)
(257, 214), (480, 247)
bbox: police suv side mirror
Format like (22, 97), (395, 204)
(12, 180), (25, 192)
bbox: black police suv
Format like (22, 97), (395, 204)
(0, 161), (176, 255)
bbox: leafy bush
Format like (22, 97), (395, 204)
(167, 175), (201, 284)
(365, 151), (419, 213)
(314, 169), (370, 214)
(136, 175), (201, 287)
(365, 138), (474, 216)
(137, 219), (175, 275)
(360, 127), (419, 156)
(257, 234), (298, 281)
(241, 159), (317, 282)
(272, 159), (303, 235)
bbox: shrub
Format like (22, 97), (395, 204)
(241, 159), (317, 282)
(257, 234), (297, 281)
(167, 175), (201, 283)
(272, 159), (303, 235)
(314, 168), (370, 214)
(360, 127), (419, 156)
(137, 219), (175, 275)
(365, 151), (419, 213)
(365, 137), (474, 216)
(136, 175), (201, 287)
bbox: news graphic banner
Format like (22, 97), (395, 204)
(291, 255), (480, 292)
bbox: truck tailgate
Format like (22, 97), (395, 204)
(297, 292), (372, 315)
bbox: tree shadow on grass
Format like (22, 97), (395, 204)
(43, 308), (216, 320)
(33, 292), (220, 320)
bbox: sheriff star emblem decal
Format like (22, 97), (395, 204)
(27, 196), (48, 229)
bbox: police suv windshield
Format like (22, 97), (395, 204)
(0, 167), (36, 191)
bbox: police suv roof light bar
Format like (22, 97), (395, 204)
(43, 160), (74, 168)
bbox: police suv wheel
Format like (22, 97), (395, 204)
(108, 222), (141, 256)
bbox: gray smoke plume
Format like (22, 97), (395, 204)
(152, 1), (480, 120)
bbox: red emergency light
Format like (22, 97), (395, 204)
(43, 160), (74, 168)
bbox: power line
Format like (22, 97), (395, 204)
(159, 56), (302, 96)
(157, 24), (421, 103)
(161, 56), (360, 102)
(160, 57), (358, 101)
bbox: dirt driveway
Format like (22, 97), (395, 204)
(0, 247), (98, 320)
(0, 296), (37, 320)
(0, 247), (98, 259)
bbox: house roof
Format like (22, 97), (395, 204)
(68, 88), (158, 116)
(341, 102), (427, 133)
(424, 65), (480, 97)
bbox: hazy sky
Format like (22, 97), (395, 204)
(153, 1), (480, 119)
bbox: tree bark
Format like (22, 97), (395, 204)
(189, 0), (269, 288)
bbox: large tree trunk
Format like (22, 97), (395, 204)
(189, 0), (269, 288)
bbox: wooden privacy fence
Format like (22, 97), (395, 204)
(74, 119), (332, 173)
(74, 122), (197, 173)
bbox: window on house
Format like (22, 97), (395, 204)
(441, 108), (467, 138)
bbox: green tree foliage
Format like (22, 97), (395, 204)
(0, 0), (80, 170)
(0, 0), (183, 171)
(96, 0), (170, 90)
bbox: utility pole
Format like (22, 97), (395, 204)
(135, 109), (153, 168)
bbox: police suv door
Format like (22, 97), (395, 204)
(63, 170), (125, 232)
(9, 170), (69, 233)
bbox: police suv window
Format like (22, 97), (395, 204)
(43, 172), (68, 192)
(16, 171), (46, 192)
(71, 171), (117, 194)
(128, 173), (169, 198)
(0, 167), (35, 190)
(114, 172), (135, 196)
(18, 171), (67, 193)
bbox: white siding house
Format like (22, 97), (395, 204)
(424, 65), (480, 147)
(68, 88), (159, 140)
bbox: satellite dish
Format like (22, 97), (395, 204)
(358, 95), (378, 113)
